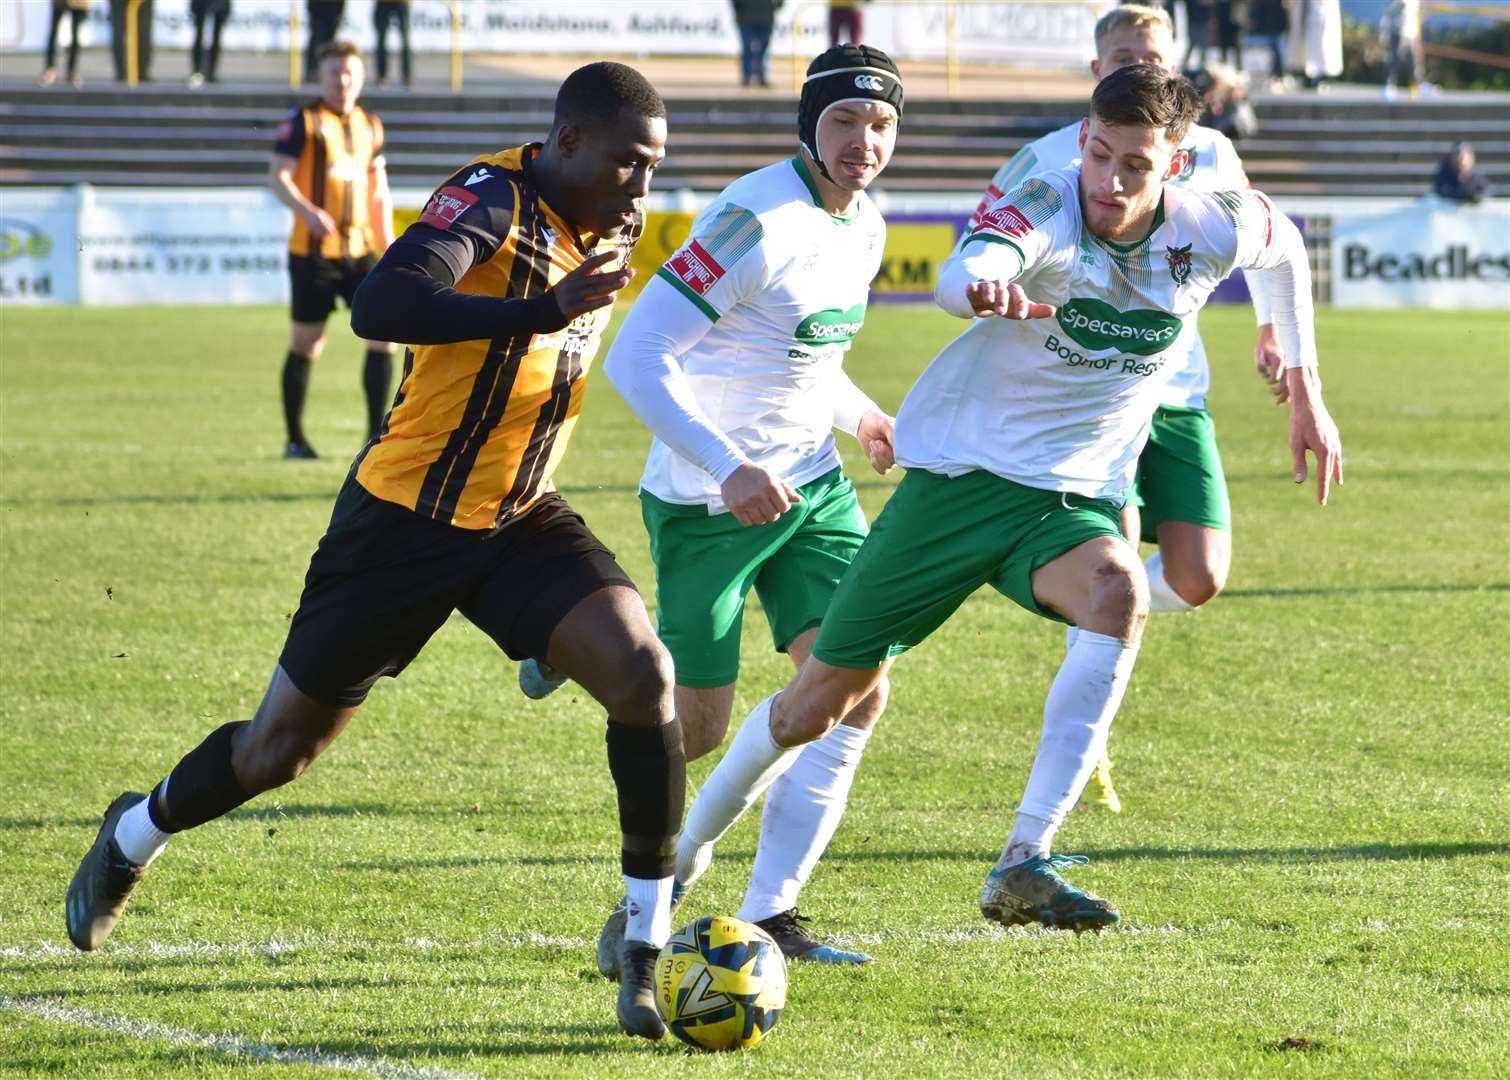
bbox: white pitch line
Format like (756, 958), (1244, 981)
(1, 931), (591, 963)
(0, 995), (483, 1080)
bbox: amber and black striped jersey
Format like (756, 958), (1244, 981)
(355, 144), (642, 531)
(273, 101), (386, 259)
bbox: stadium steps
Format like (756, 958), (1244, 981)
(0, 82), (1505, 197)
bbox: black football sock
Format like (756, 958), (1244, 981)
(362, 348), (393, 440)
(606, 719), (686, 880)
(148, 721), (255, 833)
(281, 351), (312, 444)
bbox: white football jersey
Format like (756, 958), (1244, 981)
(638, 156), (886, 507)
(966, 120), (1249, 410)
(899, 166), (1288, 500)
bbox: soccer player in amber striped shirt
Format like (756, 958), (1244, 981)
(67, 62), (683, 1044)
(268, 40), (395, 459)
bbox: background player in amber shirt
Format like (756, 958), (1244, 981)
(67, 62), (683, 1045)
(269, 40), (396, 459)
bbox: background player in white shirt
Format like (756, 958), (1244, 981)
(967, 4), (1293, 812)
(666, 64), (1341, 937)
(531, 45), (903, 969)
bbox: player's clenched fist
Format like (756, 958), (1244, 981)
(965, 280), (1056, 321)
(721, 463), (802, 527)
(549, 250), (634, 320)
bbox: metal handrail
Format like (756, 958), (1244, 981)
(124, 0), (146, 87)
(289, 0), (301, 90)
(447, 0), (462, 93)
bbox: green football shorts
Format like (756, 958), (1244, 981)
(1124, 405), (1231, 543)
(812, 468), (1127, 671)
(641, 467), (867, 688)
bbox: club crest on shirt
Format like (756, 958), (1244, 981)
(1177, 147), (1199, 181)
(1165, 243), (1193, 284)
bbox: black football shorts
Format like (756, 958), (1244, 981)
(288, 253), (377, 325)
(278, 475), (636, 706)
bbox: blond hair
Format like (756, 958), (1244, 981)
(1093, 4), (1174, 52)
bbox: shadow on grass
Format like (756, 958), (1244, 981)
(0, 491), (336, 509)
(810, 841), (1510, 866)
(0, 802), (470, 831)
(1079, 841), (1510, 863)
(336, 854), (600, 871)
(1221, 583), (1508, 599)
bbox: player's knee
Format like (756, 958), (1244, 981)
(1170, 560), (1225, 608)
(600, 641), (675, 724)
(1090, 559), (1148, 637)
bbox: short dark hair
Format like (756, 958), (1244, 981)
(1090, 63), (1201, 146)
(317, 39), (362, 65)
(553, 62), (666, 131)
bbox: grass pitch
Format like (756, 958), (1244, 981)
(1, 303), (1507, 1078)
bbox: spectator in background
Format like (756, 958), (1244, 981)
(1433, 142), (1489, 203)
(1381, 0), (1425, 100)
(373, 0), (412, 88)
(1286, 0), (1342, 90)
(733, 0), (782, 88)
(188, 0), (230, 88)
(1182, 0), (1212, 69)
(1248, 0), (1287, 89)
(305, 0), (345, 82)
(110, 0), (154, 83)
(41, 0), (89, 89)
(1196, 62), (1258, 140)
(1211, 0), (1243, 67)
(829, 0), (867, 46)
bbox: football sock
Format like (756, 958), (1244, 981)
(605, 719), (686, 881)
(281, 351), (312, 444)
(362, 347), (393, 440)
(1064, 624), (1079, 654)
(998, 630), (1140, 869)
(675, 694), (802, 888)
(1145, 550), (1195, 613)
(738, 720), (871, 924)
(113, 780), (172, 866)
(150, 721), (255, 833)
(623, 874), (675, 949)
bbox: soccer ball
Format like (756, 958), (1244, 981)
(654, 915), (788, 1051)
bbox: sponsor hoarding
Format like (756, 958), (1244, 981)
(0, 0), (1110, 67)
(1330, 199), (1510, 309)
(77, 188), (289, 306)
(0, 188), (80, 306)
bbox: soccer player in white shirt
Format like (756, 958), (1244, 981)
(530, 45), (903, 969)
(968, 4), (1292, 812)
(668, 63), (1341, 935)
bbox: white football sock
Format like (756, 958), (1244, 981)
(737, 721), (872, 924)
(675, 694), (803, 888)
(1145, 550), (1194, 613)
(113, 791), (171, 867)
(998, 630), (1140, 869)
(1064, 624), (1079, 655)
(623, 874), (675, 948)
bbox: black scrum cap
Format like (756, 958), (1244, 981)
(798, 45), (904, 181)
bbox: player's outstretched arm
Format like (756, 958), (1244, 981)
(1286, 367), (1343, 506)
(1236, 190), (1342, 506)
(601, 272), (755, 500)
